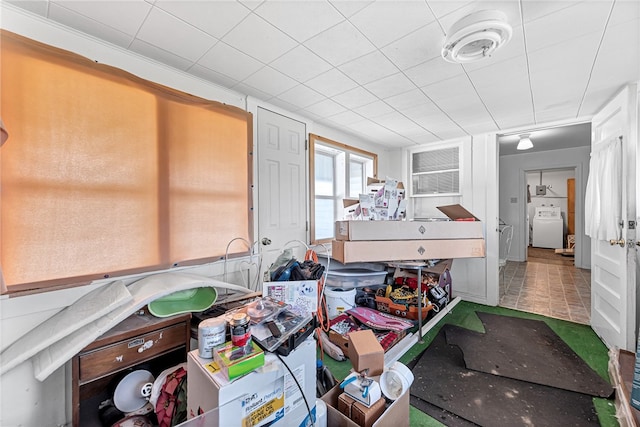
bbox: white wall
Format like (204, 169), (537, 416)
(499, 146), (591, 268)
(0, 6), (401, 427)
(401, 135), (499, 306)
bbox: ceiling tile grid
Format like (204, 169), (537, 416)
(3, 0), (637, 150)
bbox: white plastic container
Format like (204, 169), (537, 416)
(324, 268), (387, 289)
(315, 399), (327, 427)
(324, 287), (356, 319)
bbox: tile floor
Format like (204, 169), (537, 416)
(499, 254), (592, 324)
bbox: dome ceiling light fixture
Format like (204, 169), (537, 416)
(441, 10), (513, 64)
(517, 134), (534, 150)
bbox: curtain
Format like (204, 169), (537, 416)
(0, 30), (252, 292)
(584, 136), (622, 241)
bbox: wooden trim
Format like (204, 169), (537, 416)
(308, 134), (378, 244)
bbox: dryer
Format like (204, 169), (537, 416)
(532, 206), (563, 249)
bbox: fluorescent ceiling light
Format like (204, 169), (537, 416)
(517, 134), (533, 150)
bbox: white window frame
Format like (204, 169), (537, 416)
(409, 141), (463, 198)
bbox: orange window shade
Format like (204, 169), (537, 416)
(0, 31), (252, 292)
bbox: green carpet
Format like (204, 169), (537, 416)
(319, 301), (618, 427)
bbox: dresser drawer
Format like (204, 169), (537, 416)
(78, 323), (186, 383)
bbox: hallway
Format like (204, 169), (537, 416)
(499, 248), (591, 324)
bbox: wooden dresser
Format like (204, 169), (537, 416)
(71, 310), (191, 427)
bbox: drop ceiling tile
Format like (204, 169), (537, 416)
(305, 68), (358, 97)
(365, 73), (416, 99)
(402, 101), (443, 124)
(385, 89), (431, 111)
(520, 1), (579, 24)
(6, 0), (48, 16)
(189, 64), (240, 89)
(265, 97), (302, 114)
(404, 57), (465, 87)
(254, 0), (344, 42)
(609, 0), (640, 25)
(48, 3), (134, 48)
(275, 85), (326, 109)
(222, 13), (297, 63)
(421, 74), (477, 102)
(302, 98), (347, 117)
(338, 50), (399, 85)
(136, 7), (216, 62)
(242, 66), (298, 97)
(52, 0), (151, 35)
(349, 1), (436, 47)
(579, 18), (640, 115)
(129, 39), (193, 70)
(232, 82), (272, 101)
(437, 1), (521, 37)
(238, 0), (263, 11)
(373, 111), (423, 134)
(332, 87), (378, 109)
(525, 1), (611, 53)
(399, 129), (439, 144)
(353, 100), (395, 118)
(429, 1), (473, 19)
(462, 121), (498, 135)
(381, 22), (444, 70)
(467, 55), (529, 90)
(327, 110), (365, 126)
(304, 21), (376, 66)
(269, 45), (333, 82)
(329, 1), (373, 18)
(153, 0), (250, 39)
(528, 32), (601, 111)
(197, 42), (264, 81)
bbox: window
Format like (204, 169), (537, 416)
(411, 145), (460, 196)
(309, 134), (377, 243)
(0, 31), (252, 293)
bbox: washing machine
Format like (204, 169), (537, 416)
(532, 206), (563, 249)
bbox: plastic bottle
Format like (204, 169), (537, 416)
(316, 359), (337, 397)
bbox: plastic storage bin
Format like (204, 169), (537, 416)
(324, 268), (387, 289)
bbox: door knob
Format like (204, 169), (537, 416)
(609, 239), (625, 247)
(261, 237), (272, 246)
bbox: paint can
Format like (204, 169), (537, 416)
(229, 312), (252, 347)
(198, 317), (227, 358)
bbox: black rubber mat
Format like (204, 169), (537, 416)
(444, 312), (613, 398)
(410, 395), (480, 427)
(409, 328), (601, 426)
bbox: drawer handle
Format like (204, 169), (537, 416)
(137, 340), (154, 353)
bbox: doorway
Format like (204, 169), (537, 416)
(497, 124), (592, 323)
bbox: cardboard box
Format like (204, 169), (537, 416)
(338, 393), (385, 427)
(338, 392), (357, 418)
(351, 396), (386, 427)
(321, 379), (410, 427)
(335, 219), (484, 241)
(348, 330), (384, 376)
(332, 238), (485, 264)
(187, 337), (316, 426)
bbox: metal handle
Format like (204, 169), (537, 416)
(261, 237), (272, 246)
(609, 239), (625, 247)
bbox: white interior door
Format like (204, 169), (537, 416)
(257, 108), (308, 277)
(590, 85), (638, 351)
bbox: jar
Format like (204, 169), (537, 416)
(229, 312), (251, 347)
(198, 317), (227, 358)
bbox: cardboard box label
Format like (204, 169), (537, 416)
(241, 379), (285, 427)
